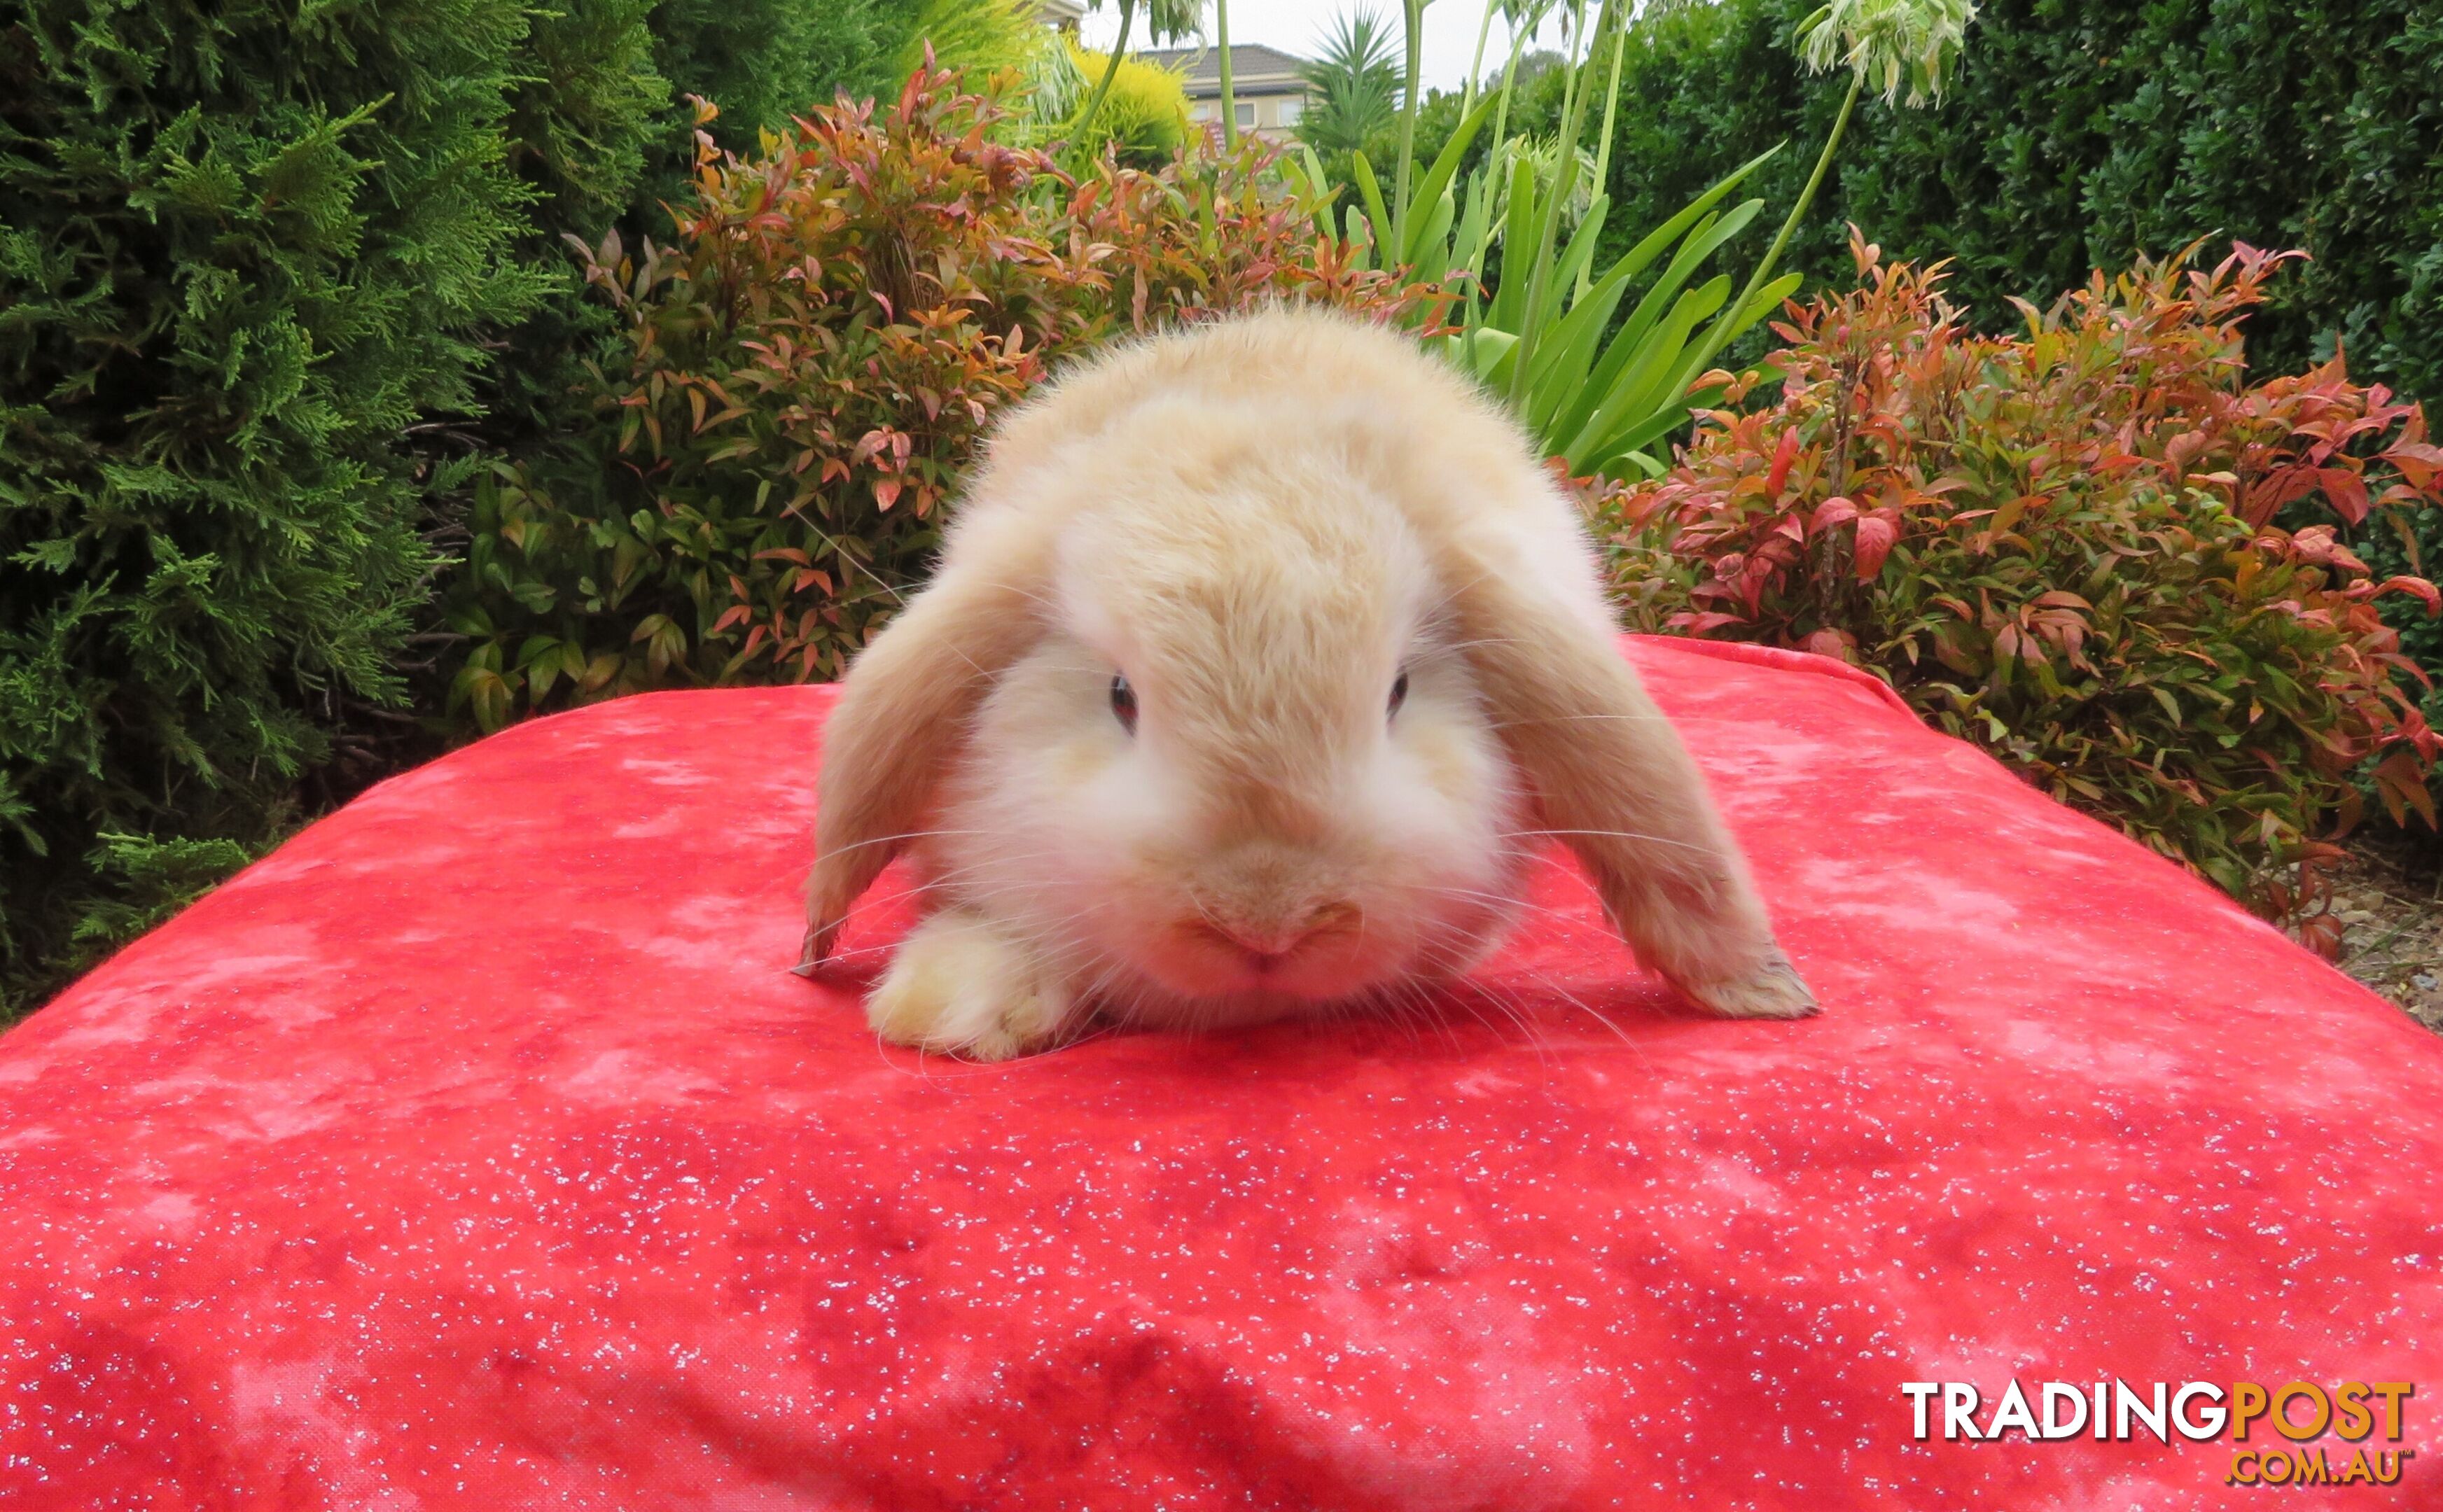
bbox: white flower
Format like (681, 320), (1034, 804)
(1797, 0), (1978, 106)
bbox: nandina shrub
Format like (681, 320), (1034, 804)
(447, 65), (1436, 728)
(1596, 234), (2443, 940)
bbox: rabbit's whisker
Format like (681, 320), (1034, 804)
(1501, 827), (1721, 855)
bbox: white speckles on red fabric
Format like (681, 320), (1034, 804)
(0, 638), (2435, 1508)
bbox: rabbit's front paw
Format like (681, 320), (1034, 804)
(1677, 946), (1820, 1020)
(866, 909), (1073, 1060)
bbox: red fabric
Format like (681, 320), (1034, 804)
(1, 636), (2437, 1509)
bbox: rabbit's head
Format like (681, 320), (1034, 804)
(916, 416), (1536, 1018)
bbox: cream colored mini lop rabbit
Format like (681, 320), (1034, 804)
(802, 307), (1815, 1058)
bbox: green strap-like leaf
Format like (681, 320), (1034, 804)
(1412, 190), (1458, 279)
(1593, 270), (1802, 463)
(1563, 273), (1732, 470)
(1299, 144), (1339, 245)
(1547, 208), (1728, 447)
(1398, 90), (1503, 266)
(1351, 150), (1394, 265)
(1524, 273), (1633, 438)
(1547, 199), (1765, 449)
(1487, 153), (1541, 332)
(1446, 326), (1518, 381)
(1601, 145), (1781, 295)
(1545, 194), (1612, 315)
(1583, 281), (1802, 469)
(1450, 172), (1495, 293)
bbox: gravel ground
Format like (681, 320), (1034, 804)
(2327, 832), (2443, 1033)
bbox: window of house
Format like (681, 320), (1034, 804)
(1235, 102), (1255, 127)
(1277, 98), (1303, 126)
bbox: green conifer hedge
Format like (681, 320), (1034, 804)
(1566, 0), (2442, 405)
(0, 0), (913, 1014)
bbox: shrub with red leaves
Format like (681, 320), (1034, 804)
(445, 65), (1438, 729)
(1597, 233), (2443, 941)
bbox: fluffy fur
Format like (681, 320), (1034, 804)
(805, 307), (1816, 1058)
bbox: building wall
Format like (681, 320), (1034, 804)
(1186, 90), (1305, 134)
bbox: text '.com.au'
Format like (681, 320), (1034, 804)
(1902, 1379), (2415, 1489)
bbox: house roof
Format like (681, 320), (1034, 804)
(1134, 43), (1310, 97)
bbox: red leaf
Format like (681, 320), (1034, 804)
(2318, 466), (2372, 523)
(1762, 426), (1800, 504)
(1811, 496), (1858, 533)
(2373, 749), (2437, 827)
(1853, 517), (1897, 581)
(1798, 628), (1859, 662)
(2375, 575), (2443, 617)
(1667, 611), (1748, 634)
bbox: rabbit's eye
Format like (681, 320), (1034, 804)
(1388, 670), (1410, 719)
(1110, 673), (1139, 734)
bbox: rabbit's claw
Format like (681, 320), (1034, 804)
(1678, 946), (1820, 1020)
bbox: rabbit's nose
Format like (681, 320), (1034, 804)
(1202, 899), (1363, 960)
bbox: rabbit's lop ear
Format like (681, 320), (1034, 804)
(1447, 550), (1817, 1019)
(800, 517), (1048, 972)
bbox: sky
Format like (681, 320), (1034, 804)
(1074, 2), (1576, 95)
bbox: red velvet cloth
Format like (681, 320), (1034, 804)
(2, 637), (2437, 1508)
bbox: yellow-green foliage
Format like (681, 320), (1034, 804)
(896, 0), (1047, 81)
(1070, 44), (1190, 163)
(894, 0), (1092, 150)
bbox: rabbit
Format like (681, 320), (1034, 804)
(800, 305), (1816, 1059)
